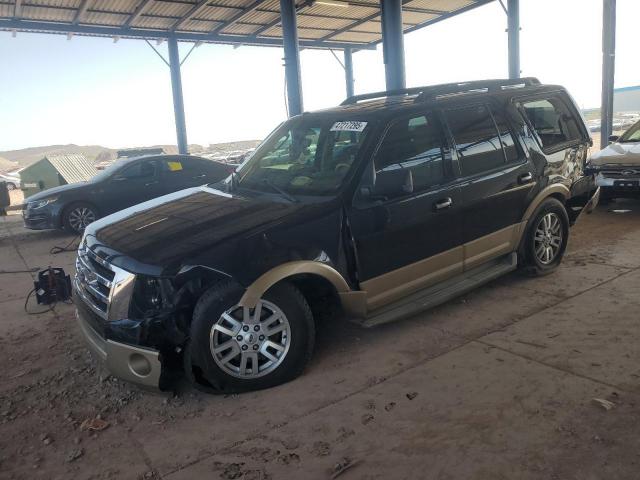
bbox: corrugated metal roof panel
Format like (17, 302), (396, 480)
(134, 15), (176, 29)
(22, 6), (75, 22)
(351, 20), (382, 34)
(179, 18), (221, 32)
(2, 0), (494, 47)
(303, 3), (377, 20)
(27, 0), (81, 8)
(144, 2), (191, 18)
(329, 31), (379, 43)
(91, 0), (137, 14)
(296, 14), (353, 31)
(407, 0), (473, 11)
(298, 27), (334, 40)
(46, 154), (96, 184)
(220, 22), (261, 35)
(240, 9), (279, 25)
(402, 11), (438, 25)
(84, 11), (129, 25)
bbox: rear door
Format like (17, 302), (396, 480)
(348, 111), (463, 311)
(442, 103), (534, 270)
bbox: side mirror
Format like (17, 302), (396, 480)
(372, 169), (414, 198)
(609, 135), (619, 143)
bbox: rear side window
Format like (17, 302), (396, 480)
(375, 113), (447, 192)
(519, 97), (582, 150)
(444, 105), (505, 177)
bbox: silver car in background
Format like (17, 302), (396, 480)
(588, 120), (640, 202)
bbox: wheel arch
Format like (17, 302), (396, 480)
(521, 184), (570, 224)
(238, 261), (367, 318)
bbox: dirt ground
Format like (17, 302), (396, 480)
(2, 200), (640, 480)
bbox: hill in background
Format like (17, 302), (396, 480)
(0, 140), (262, 171)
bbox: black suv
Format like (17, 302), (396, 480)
(73, 78), (599, 393)
(23, 154), (233, 233)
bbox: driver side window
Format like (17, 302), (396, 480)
(120, 160), (156, 180)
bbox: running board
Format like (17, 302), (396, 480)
(356, 253), (518, 328)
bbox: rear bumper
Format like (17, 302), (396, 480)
(76, 307), (162, 390)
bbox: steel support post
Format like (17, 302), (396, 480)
(280, 0), (303, 117)
(344, 47), (355, 99)
(380, 0), (406, 91)
(507, 0), (520, 79)
(601, 0), (616, 149)
(168, 36), (188, 154)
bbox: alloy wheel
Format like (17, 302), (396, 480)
(534, 212), (563, 265)
(210, 300), (291, 379)
(68, 207), (96, 232)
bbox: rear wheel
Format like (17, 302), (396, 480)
(187, 281), (315, 393)
(6, 182), (16, 191)
(63, 202), (98, 233)
(521, 198), (569, 276)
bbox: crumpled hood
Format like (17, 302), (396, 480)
(590, 142), (640, 166)
(84, 186), (327, 272)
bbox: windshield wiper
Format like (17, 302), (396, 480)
(261, 178), (298, 203)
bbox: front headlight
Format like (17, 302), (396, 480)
(28, 197), (58, 209)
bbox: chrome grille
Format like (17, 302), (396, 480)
(601, 169), (640, 179)
(74, 241), (135, 321)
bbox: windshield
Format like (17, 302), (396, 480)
(619, 121), (640, 143)
(235, 117), (371, 197)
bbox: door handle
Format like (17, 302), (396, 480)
(193, 174), (206, 179)
(434, 197), (453, 211)
(145, 181), (159, 187)
(518, 172), (533, 184)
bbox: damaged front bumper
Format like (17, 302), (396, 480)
(76, 304), (162, 389)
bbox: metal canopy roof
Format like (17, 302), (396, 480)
(0, 0), (494, 49)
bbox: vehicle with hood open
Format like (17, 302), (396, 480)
(73, 78), (599, 393)
(587, 119), (640, 202)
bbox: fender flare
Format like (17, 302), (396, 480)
(238, 261), (352, 309)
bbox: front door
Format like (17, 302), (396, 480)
(106, 159), (163, 214)
(348, 111), (463, 311)
(442, 103), (535, 270)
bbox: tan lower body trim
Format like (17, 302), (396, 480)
(361, 222), (530, 312)
(361, 247), (464, 311)
(464, 224), (521, 270)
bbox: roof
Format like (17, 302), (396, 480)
(46, 154), (97, 183)
(308, 77), (553, 118)
(0, 0), (495, 50)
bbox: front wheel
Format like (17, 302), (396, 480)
(63, 202), (99, 233)
(187, 281), (315, 393)
(6, 182), (16, 191)
(520, 198), (569, 276)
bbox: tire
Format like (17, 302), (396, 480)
(187, 281), (315, 393)
(520, 198), (570, 276)
(63, 202), (99, 233)
(6, 182), (16, 191)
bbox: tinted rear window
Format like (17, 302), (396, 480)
(444, 105), (505, 177)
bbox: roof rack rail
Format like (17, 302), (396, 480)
(340, 77), (541, 106)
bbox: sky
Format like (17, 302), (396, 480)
(0, 0), (638, 151)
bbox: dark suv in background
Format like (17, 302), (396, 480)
(73, 78), (598, 393)
(23, 154), (233, 233)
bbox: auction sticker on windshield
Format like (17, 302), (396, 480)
(330, 121), (368, 132)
